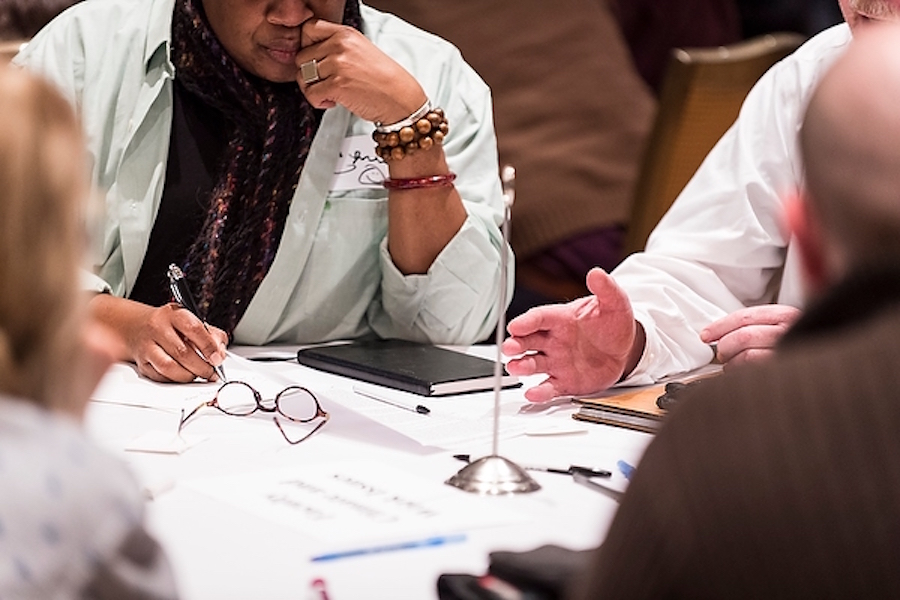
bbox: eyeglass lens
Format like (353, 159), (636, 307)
(216, 381), (321, 421)
(180, 380), (327, 444)
(275, 386), (321, 422)
(214, 381), (259, 416)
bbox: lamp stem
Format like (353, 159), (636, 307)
(493, 166), (515, 457)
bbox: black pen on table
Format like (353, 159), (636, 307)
(166, 264), (227, 382)
(352, 386), (430, 415)
(453, 454), (610, 478)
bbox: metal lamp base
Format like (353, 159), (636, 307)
(445, 455), (541, 495)
(445, 167), (537, 497)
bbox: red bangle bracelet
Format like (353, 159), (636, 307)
(382, 173), (457, 190)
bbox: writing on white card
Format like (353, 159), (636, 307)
(330, 135), (387, 190)
(183, 461), (526, 552)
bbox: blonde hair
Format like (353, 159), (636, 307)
(0, 66), (87, 409)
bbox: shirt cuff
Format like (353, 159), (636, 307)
(81, 270), (112, 294)
(378, 218), (492, 335)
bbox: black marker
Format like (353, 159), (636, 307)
(453, 454), (611, 478)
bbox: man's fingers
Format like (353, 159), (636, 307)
(714, 324), (786, 364)
(723, 348), (774, 369)
(585, 267), (613, 297)
(584, 268), (634, 324)
(508, 299), (586, 337)
(500, 336), (526, 358)
(506, 306), (551, 337)
(504, 353), (540, 377)
(703, 309), (748, 343)
(523, 379), (561, 404)
(702, 304), (801, 342)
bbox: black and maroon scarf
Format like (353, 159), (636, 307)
(170, 0), (361, 336)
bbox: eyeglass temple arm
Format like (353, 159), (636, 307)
(178, 398), (220, 432)
(273, 411), (330, 445)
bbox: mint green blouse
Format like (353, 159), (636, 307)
(17, 0), (510, 345)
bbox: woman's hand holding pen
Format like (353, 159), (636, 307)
(88, 295), (228, 383)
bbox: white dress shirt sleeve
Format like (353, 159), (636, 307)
(614, 25), (851, 384)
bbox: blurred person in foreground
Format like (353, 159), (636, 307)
(575, 22), (900, 599)
(15, 0), (507, 384)
(0, 66), (176, 599)
(503, 0), (900, 402)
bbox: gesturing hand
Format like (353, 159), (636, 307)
(501, 268), (642, 403)
(701, 304), (801, 367)
(296, 18), (426, 125)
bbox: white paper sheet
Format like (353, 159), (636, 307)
(182, 461), (526, 556)
(90, 351), (567, 452)
(326, 385), (535, 448)
(91, 353), (298, 411)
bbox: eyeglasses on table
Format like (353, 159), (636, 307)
(178, 380), (329, 445)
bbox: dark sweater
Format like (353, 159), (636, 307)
(576, 266), (900, 599)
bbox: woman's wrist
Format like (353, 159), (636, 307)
(382, 173), (456, 191)
(373, 101), (449, 163)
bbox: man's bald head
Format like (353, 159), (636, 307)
(800, 23), (900, 277)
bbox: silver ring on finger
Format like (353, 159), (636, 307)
(300, 59), (321, 85)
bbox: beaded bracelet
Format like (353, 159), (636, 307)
(375, 100), (432, 133)
(382, 173), (457, 190)
(373, 105), (449, 162)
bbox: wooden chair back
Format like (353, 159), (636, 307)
(624, 32), (806, 255)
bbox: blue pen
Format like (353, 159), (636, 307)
(617, 460), (635, 481)
(310, 534), (467, 562)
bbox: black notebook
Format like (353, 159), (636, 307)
(295, 340), (520, 396)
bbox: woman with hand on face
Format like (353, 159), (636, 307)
(15, 0), (507, 383)
(0, 66), (177, 600)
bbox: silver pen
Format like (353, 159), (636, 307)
(166, 264), (227, 382)
(352, 386), (431, 415)
(453, 454), (611, 478)
(572, 471), (624, 503)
